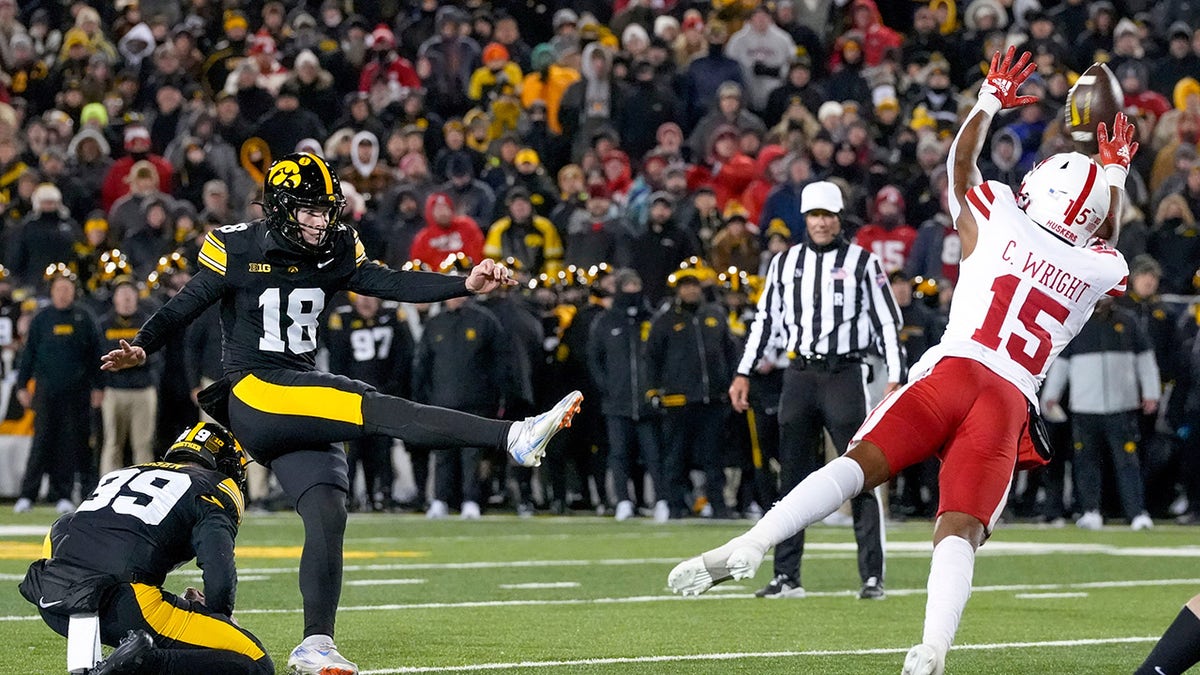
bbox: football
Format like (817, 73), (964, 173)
(1065, 62), (1124, 155)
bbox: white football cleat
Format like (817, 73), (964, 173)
(1130, 513), (1153, 531)
(667, 536), (766, 596)
(614, 500), (634, 521)
(287, 636), (358, 675)
(461, 501), (481, 520)
(901, 643), (945, 675)
(652, 500), (670, 523)
(426, 500), (449, 520)
(55, 499), (75, 515)
(507, 391), (583, 467)
(13, 498), (32, 514)
(1075, 510), (1102, 530)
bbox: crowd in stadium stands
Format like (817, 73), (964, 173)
(1, 0), (1200, 525)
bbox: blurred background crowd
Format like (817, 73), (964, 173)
(0, 0), (1198, 526)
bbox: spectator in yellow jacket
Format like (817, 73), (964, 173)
(469, 42), (523, 103)
(484, 186), (564, 275)
(520, 43), (580, 135)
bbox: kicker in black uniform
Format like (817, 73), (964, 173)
(100, 152), (582, 675)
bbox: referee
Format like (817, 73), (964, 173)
(730, 181), (904, 599)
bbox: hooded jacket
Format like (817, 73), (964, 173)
(117, 23), (156, 69)
(409, 192), (484, 265)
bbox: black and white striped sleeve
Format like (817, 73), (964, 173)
(738, 250), (785, 376)
(862, 254), (905, 383)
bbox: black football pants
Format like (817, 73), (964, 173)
(225, 369), (512, 638)
(774, 363), (886, 585)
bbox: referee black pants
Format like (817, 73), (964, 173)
(774, 362), (885, 585)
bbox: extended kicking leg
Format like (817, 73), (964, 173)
(669, 443), (888, 596)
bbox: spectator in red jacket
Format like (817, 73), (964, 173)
(358, 24), (421, 93)
(854, 185), (916, 272)
(409, 191), (484, 266)
(99, 123), (173, 213)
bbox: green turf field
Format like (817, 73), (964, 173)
(3, 509), (1196, 674)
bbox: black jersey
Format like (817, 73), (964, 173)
(21, 462), (244, 616)
(130, 220), (472, 374)
(326, 301), (414, 395)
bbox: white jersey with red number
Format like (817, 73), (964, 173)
(911, 180), (1128, 404)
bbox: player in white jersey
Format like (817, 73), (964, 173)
(665, 47), (1139, 675)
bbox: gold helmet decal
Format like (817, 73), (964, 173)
(269, 160), (302, 188)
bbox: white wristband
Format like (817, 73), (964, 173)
(1104, 165), (1128, 191)
(974, 92), (1002, 117)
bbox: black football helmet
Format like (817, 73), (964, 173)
(262, 152), (347, 254)
(164, 422), (249, 495)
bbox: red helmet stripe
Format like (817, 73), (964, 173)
(1062, 160), (1098, 228)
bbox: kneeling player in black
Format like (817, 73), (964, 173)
(101, 152), (582, 674)
(19, 422), (270, 675)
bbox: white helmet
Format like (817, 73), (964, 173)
(1016, 152), (1110, 247)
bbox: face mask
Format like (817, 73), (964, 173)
(616, 290), (642, 309)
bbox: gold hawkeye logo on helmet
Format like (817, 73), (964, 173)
(269, 160), (302, 188)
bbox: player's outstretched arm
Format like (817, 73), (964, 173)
(1095, 112), (1139, 244)
(947, 46), (1038, 259)
(347, 259), (514, 303)
(101, 268), (226, 371)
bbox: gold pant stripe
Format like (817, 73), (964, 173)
(232, 373), (363, 425)
(746, 409), (763, 469)
(131, 583), (265, 660)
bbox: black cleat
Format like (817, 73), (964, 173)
(90, 630), (154, 675)
(755, 573), (806, 598)
(858, 576), (886, 600)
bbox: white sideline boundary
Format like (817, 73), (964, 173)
(2, 577), (1197, 622)
(358, 636), (1160, 673)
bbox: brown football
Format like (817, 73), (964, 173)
(1065, 62), (1124, 155)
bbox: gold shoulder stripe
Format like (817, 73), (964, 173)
(354, 233), (367, 267)
(217, 478), (245, 521)
(199, 233), (228, 275)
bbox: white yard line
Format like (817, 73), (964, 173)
(346, 579), (428, 586)
(3, 577), (1194, 622)
(358, 636), (1160, 673)
(1014, 592), (1089, 599)
(159, 540), (1200, 578)
(498, 582), (580, 589)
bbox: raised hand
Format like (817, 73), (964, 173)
(980, 46), (1040, 109)
(1097, 112), (1139, 171)
(100, 339), (147, 372)
(465, 258), (518, 293)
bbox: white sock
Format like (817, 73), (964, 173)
(744, 455), (865, 549)
(921, 536), (976, 655)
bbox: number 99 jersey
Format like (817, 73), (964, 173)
(49, 462), (244, 586)
(912, 180), (1128, 403)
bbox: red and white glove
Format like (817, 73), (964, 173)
(977, 46), (1039, 114)
(1097, 112), (1139, 189)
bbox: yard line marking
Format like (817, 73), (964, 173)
(1014, 592), (1089, 599)
(1, 577), (1196, 623)
(162, 539), (1200, 577)
(0, 526), (52, 536)
(357, 636), (1160, 673)
(498, 582), (580, 589)
(347, 579), (427, 586)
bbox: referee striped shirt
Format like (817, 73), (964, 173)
(738, 240), (905, 382)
